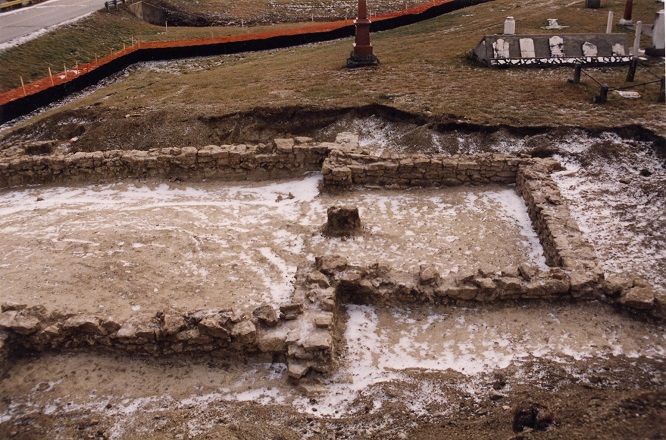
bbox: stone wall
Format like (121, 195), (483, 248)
(0, 137), (330, 188)
(322, 150), (540, 189)
(1, 143), (664, 377)
(320, 152), (664, 319)
(0, 278), (337, 381)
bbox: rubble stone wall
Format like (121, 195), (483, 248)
(321, 150), (538, 189)
(0, 280), (337, 380)
(1, 145), (663, 376)
(0, 138), (330, 188)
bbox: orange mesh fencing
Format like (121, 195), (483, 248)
(0, 0), (455, 107)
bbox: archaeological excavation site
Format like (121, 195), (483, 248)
(0, 0), (664, 438)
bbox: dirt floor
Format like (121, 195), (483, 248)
(0, 177), (543, 320)
(0, 128), (665, 439)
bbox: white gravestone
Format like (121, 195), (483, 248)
(493, 39), (510, 58)
(653, 10), (665, 50)
(504, 16), (515, 35)
(582, 42), (598, 57)
(519, 38), (536, 57)
(549, 36), (565, 57)
(612, 43), (626, 56)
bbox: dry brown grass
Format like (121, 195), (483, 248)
(3, 0), (664, 138)
(0, 9), (307, 93)
(161, 0), (427, 23)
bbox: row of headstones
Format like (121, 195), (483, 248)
(492, 37), (626, 59)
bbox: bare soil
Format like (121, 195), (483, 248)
(1, 302), (664, 439)
(0, 177), (540, 320)
(1, 0), (665, 438)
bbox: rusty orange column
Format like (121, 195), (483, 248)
(347, 0), (379, 67)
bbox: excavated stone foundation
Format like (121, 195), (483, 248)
(1, 133), (663, 381)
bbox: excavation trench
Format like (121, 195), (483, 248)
(0, 118), (664, 438)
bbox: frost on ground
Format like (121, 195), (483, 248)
(0, 175), (544, 318)
(1, 301), (664, 438)
(316, 120), (665, 293)
(548, 132), (666, 295)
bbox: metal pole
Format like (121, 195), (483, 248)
(659, 77), (665, 103)
(623, 0), (633, 22)
(627, 59), (637, 82)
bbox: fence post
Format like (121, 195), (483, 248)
(593, 84), (609, 103)
(572, 63), (582, 84)
(626, 58), (637, 82)
(659, 77), (665, 103)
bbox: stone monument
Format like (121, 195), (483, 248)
(347, 0), (379, 67)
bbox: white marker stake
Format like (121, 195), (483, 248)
(632, 21), (642, 56)
(606, 11), (614, 34)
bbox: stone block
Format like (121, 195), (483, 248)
(274, 138), (295, 153)
(161, 312), (188, 336)
(62, 315), (107, 335)
(306, 270), (331, 288)
(602, 274), (633, 298)
(280, 303), (304, 320)
(314, 313), (334, 329)
(252, 304), (279, 328)
(0, 311), (41, 335)
(257, 331), (287, 353)
(315, 255), (348, 275)
(323, 206), (362, 237)
(335, 132), (360, 149)
(115, 316), (158, 341)
(301, 329), (332, 352)
(288, 361), (311, 379)
(232, 320), (257, 345)
(419, 265), (440, 286)
(1, 302), (27, 312)
(198, 316), (230, 339)
(439, 285), (479, 300)
(620, 286), (655, 310)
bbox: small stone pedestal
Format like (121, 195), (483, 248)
(323, 206), (362, 237)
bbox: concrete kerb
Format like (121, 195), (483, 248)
(1, 137), (663, 379)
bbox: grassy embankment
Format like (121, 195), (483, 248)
(0, 8), (310, 93)
(1, 0), (663, 143)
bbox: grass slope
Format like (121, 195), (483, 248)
(1, 0), (663, 144)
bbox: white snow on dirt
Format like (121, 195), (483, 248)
(290, 302), (666, 416)
(0, 175), (546, 318)
(2, 302), (663, 432)
(547, 132), (666, 295)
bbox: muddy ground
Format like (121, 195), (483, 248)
(0, 178), (543, 320)
(0, 122), (665, 439)
(1, 301), (665, 440)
